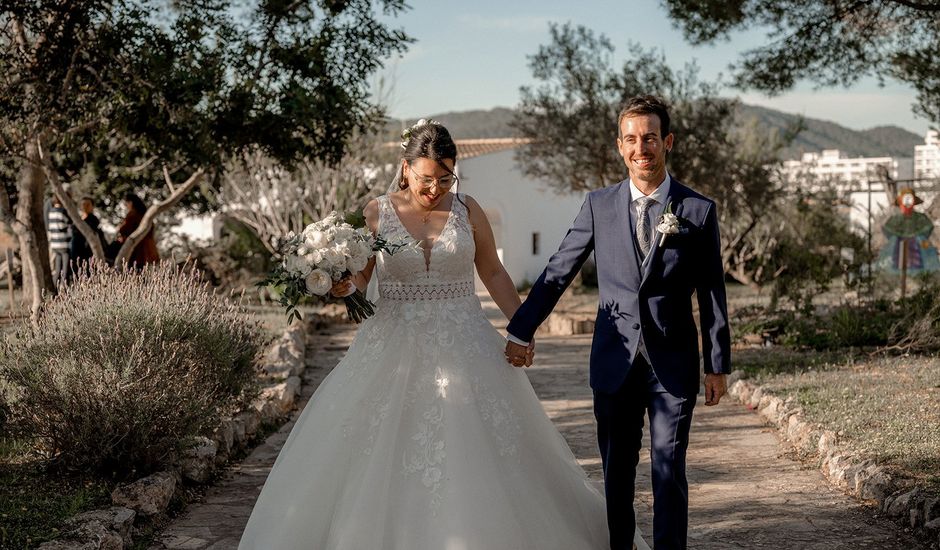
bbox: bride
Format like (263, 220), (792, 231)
(238, 120), (649, 550)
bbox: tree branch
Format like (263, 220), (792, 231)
(35, 140), (107, 261)
(885, 0), (940, 12)
(162, 164), (176, 194)
(114, 168), (207, 266)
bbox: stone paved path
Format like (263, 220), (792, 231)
(153, 305), (929, 549)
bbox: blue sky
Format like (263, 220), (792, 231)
(378, 0), (931, 136)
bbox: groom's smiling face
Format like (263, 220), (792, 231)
(617, 114), (674, 188)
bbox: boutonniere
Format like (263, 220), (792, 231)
(657, 201), (685, 247)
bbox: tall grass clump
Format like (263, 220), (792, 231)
(0, 262), (264, 477)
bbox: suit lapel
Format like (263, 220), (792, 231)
(615, 181), (644, 287)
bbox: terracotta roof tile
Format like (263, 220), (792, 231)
(455, 138), (530, 159)
(385, 138), (530, 160)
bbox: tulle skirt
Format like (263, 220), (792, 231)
(239, 295), (616, 549)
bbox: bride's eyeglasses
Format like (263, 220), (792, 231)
(409, 165), (458, 190)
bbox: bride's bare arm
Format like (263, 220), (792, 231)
(465, 195), (523, 321)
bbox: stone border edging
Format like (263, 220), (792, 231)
(38, 321), (308, 550)
(728, 372), (940, 545)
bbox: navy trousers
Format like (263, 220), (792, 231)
(594, 356), (695, 550)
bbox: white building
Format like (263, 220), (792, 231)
(915, 130), (940, 180)
(780, 149), (912, 188)
(454, 139), (588, 289)
(778, 149), (916, 231)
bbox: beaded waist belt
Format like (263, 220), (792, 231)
(379, 280), (475, 301)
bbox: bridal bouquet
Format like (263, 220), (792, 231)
(259, 211), (409, 323)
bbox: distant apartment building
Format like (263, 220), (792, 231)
(914, 130), (940, 179)
(779, 149), (912, 189)
(778, 150), (916, 232)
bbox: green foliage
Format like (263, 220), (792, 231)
(661, 0), (940, 125)
(768, 190), (870, 313)
(513, 22), (743, 194)
(167, 217), (275, 294)
(0, 463), (113, 549)
(0, 262), (264, 477)
(736, 279), (940, 352)
(0, 0), (412, 210)
(512, 22), (804, 288)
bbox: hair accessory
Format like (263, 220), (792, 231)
(400, 118), (441, 149)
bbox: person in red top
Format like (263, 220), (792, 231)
(115, 193), (160, 267)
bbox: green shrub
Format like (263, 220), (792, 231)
(0, 262), (264, 477)
(736, 281), (940, 353)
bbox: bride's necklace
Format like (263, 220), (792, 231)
(407, 195), (435, 224)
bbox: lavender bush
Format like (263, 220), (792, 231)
(0, 262), (264, 477)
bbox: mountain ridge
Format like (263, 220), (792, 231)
(384, 104), (924, 161)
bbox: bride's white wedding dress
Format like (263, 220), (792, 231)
(239, 194), (648, 550)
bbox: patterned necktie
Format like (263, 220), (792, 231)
(636, 196), (655, 257)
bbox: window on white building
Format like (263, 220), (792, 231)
(532, 232), (540, 256)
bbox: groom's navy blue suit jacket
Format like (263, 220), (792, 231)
(507, 178), (731, 398)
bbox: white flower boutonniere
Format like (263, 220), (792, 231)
(657, 201), (682, 248)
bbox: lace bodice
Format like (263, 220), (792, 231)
(375, 193), (476, 300)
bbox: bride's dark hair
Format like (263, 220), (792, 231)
(399, 122), (458, 190)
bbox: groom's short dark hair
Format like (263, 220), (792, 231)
(618, 95), (671, 138)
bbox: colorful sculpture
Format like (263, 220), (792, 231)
(878, 187), (940, 274)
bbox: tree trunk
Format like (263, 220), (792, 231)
(16, 141), (55, 321)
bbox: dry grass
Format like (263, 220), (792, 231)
(750, 354), (940, 491)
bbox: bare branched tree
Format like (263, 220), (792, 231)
(220, 133), (396, 255)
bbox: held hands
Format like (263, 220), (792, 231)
(330, 277), (357, 298)
(704, 373), (727, 406)
(504, 339), (535, 368)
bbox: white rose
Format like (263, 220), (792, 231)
(304, 249), (324, 265)
(333, 225), (356, 243)
(322, 247), (345, 272)
(304, 268), (333, 296)
(357, 240), (373, 258)
(348, 252), (369, 273)
(304, 229), (329, 249)
(657, 213), (681, 235)
(283, 254), (311, 277)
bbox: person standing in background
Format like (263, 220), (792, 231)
(69, 196), (105, 272)
(115, 193), (160, 268)
(44, 195), (72, 288)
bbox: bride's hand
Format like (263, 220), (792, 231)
(330, 277), (356, 298)
(524, 339), (535, 367)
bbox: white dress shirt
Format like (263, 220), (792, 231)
(506, 173), (671, 347)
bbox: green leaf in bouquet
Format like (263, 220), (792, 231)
(345, 209), (367, 228)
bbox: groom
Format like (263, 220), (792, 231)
(505, 95), (731, 550)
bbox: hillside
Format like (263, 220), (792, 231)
(385, 104), (924, 161)
(735, 104), (922, 159)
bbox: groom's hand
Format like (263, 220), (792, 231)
(505, 340), (531, 368)
(704, 373), (727, 406)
